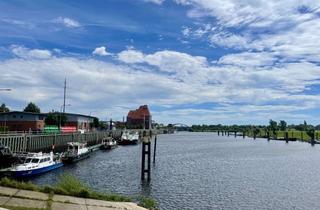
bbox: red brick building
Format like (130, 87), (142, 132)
(0, 111), (46, 132)
(126, 105), (152, 129)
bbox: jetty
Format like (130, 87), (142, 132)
(0, 186), (147, 210)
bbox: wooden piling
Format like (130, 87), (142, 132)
(285, 131), (288, 143)
(153, 135), (157, 164)
(141, 131), (151, 181)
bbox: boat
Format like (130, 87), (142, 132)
(0, 152), (63, 178)
(0, 145), (23, 170)
(61, 142), (90, 163)
(100, 137), (117, 150)
(119, 131), (139, 145)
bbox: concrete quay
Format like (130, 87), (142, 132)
(0, 186), (147, 210)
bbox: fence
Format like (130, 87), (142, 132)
(0, 130), (122, 153)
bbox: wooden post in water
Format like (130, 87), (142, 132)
(222, 131), (224, 136)
(253, 132), (256, 140)
(243, 131), (245, 139)
(218, 130), (220, 136)
(310, 130), (315, 146)
(285, 131), (289, 143)
(267, 131), (270, 141)
(227, 131), (230, 136)
(153, 135), (157, 164)
(234, 131), (237, 138)
(141, 131), (151, 181)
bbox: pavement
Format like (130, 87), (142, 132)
(0, 186), (147, 210)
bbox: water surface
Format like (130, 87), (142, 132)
(31, 132), (320, 210)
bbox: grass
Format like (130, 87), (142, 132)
(0, 174), (158, 210)
(245, 129), (320, 142)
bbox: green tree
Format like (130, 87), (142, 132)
(279, 120), (287, 131)
(0, 103), (9, 112)
(23, 102), (40, 113)
(269, 119), (278, 133)
(45, 112), (67, 126)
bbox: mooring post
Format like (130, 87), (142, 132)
(218, 130), (220, 136)
(153, 135), (157, 164)
(253, 132), (256, 140)
(222, 131), (224, 136)
(310, 130), (315, 146)
(285, 131), (289, 143)
(227, 131), (230, 136)
(267, 131), (270, 141)
(141, 131), (151, 181)
(243, 131), (245, 139)
(234, 131), (237, 138)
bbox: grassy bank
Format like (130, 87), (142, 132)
(0, 174), (158, 210)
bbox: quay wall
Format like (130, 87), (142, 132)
(0, 129), (165, 153)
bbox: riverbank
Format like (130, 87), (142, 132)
(0, 185), (147, 210)
(0, 175), (157, 210)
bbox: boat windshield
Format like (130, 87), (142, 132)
(25, 158), (32, 163)
(31, 159), (39, 163)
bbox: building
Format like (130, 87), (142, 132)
(126, 105), (152, 129)
(0, 111), (46, 132)
(0, 111), (96, 132)
(63, 113), (95, 132)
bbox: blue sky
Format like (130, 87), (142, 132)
(0, 0), (320, 125)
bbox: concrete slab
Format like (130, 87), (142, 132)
(0, 196), (10, 205)
(51, 202), (87, 210)
(52, 194), (86, 205)
(0, 186), (18, 196)
(16, 189), (48, 200)
(5, 197), (47, 209)
(87, 206), (117, 210)
(85, 198), (116, 207)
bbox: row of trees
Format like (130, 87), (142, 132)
(191, 120), (320, 132)
(1, 102), (40, 113)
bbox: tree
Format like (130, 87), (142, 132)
(45, 112), (67, 126)
(23, 102), (40, 113)
(269, 119), (278, 133)
(0, 103), (9, 112)
(279, 120), (287, 131)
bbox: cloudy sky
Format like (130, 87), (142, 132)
(1, 0), (320, 125)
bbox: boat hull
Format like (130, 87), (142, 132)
(9, 162), (63, 178)
(118, 139), (138, 145)
(61, 152), (90, 164)
(100, 144), (117, 150)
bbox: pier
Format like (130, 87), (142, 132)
(0, 129), (165, 153)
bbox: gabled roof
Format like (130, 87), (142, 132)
(127, 105), (151, 119)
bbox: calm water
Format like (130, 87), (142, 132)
(30, 132), (320, 210)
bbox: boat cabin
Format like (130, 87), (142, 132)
(66, 142), (88, 155)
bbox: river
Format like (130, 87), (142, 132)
(30, 132), (320, 209)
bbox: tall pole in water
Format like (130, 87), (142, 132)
(63, 78), (66, 113)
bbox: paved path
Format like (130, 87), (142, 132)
(0, 186), (147, 210)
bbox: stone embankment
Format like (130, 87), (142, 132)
(0, 186), (147, 210)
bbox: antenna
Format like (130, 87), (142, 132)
(63, 78), (66, 113)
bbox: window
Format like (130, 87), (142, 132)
(31, 159), (39, 163)
(20, 115), (23, 119)
(25, 158), (32, 163)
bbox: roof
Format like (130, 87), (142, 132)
(0, 111), (96, 119)
(0, 111), (46, 116)
(127, 105), (151, 120)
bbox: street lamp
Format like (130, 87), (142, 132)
(0, 88), (11, 91)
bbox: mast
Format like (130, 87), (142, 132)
(63, 78), (66, 113)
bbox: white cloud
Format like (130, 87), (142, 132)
(54, 17), (81, 28)
(143, 0), (164, 5)
(11, 45), (52, 59)
(92, 46), (110, 56)
(3, 46), (320, 124)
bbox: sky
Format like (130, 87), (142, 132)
(0, 0), (320, 125)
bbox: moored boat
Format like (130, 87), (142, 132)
(100, 137), (117, 150)
(119, 131), (139, 145)
(61, 142), (90, 163)
(0, 152), (63, 178)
